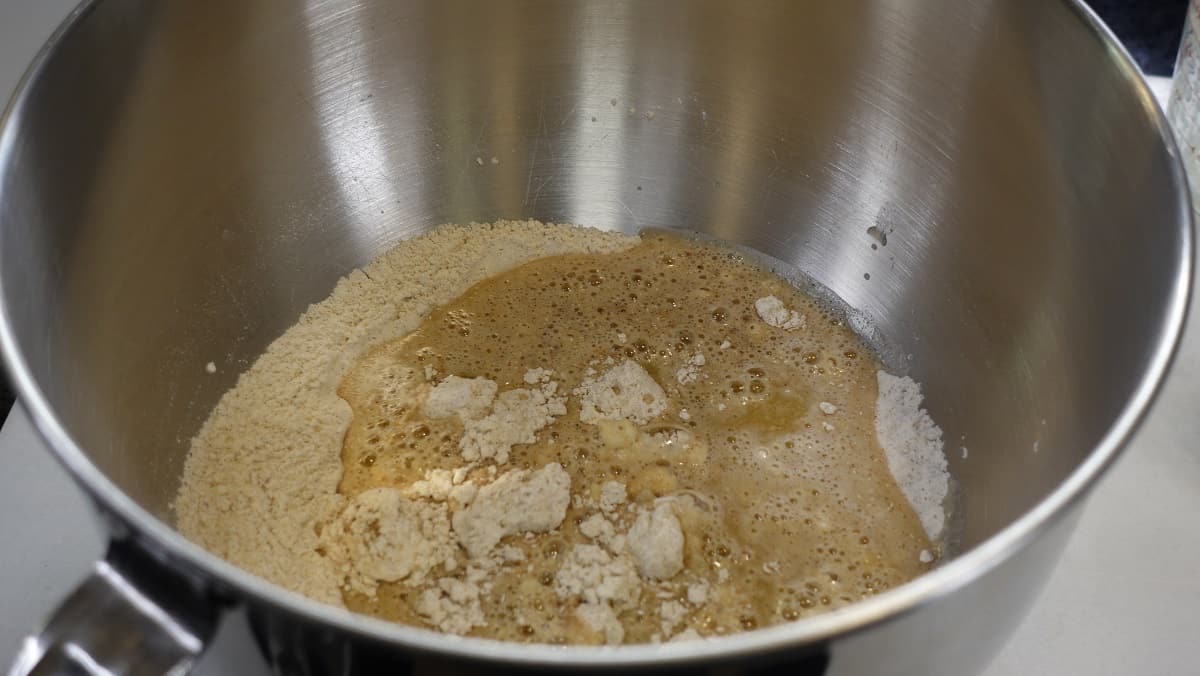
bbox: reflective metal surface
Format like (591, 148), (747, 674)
(0, 0), (1190, 674)
(9, 543), (216, 676)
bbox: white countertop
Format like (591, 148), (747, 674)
(0, 2), (1197, 674)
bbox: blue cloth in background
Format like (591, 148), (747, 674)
(1086, 0), (1187, 75)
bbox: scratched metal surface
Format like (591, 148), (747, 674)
(5, 1), (1182, 555)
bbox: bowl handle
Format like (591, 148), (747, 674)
(7, 540), (219, 676)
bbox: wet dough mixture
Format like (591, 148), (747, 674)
(176, 220), (949, 645)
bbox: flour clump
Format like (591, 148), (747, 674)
(321, 487), (457, 596)
(627, 502), (684, 580)
(424, 376), (497, 421)
(575, 360), (668, 425)
(452, 463), (571, 558)
(458, 379), (566, 464)
(754, 295), (805, 330)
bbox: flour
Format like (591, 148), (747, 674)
(659, 599), (689, 634)
(497, 545), (525, 563)
(575, 601), (625, 645)
(177, 220), (950, 644)
(754, 295), (805, 330)
(320, 487), (457, 596)
(627, 502), (684, 580)
(555, 543), (641, 608)
(674, 352), (706, 385)
(404, 468), (477, 504)
(416, 577), (486, 635)
(553, 503), (680, 645)
(579, 513), (620, 552)
(452, 463), (571, 558)
(523, 367), (554, 384)
(424, 376), (497, 421)
(575, 360), (668, 425)
(403, 469), (456, 500)
(599, 481), (627, 514)
(174, 220), (635, 605)
(459, 380), (566, 464)
(335, 461), (572, 635)
(875, 371), (950, 539)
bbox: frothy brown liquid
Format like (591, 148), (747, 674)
(336, 233), (931, 643)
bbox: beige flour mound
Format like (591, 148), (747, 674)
(177, 223), (950, 643)
(174, 220), (637, 604)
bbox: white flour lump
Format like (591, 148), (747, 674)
(575, 359), (668, 425)
(599, 481), (627, 513)
(874, 371), (950, 539)
(660, 600), (689, 634)
(674, 352), (706, 385)
(626, 502), (684, 580)
(417, 577), (485, 635)
(424, 375), (497, 421)
(555, 543), (642, 641)
(555, 543), (641, 605)
(319, 487), (457, 597)
(579, 513), (619, 549)
(452, 463), (571, 558)
(754, 295), (805, 330)
(575, 601), (626, 645)
(403, 468), (474, 503)
(523, 367), (554, 384)
(457, 378), (566, 464)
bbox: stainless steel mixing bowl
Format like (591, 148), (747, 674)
(0, 1), (1191, 674)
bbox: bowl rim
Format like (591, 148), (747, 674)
(0, 0), (1192, 667)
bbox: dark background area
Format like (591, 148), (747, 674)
(0, 0), (1190, 415)
(1091, 0), (1188, 75)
